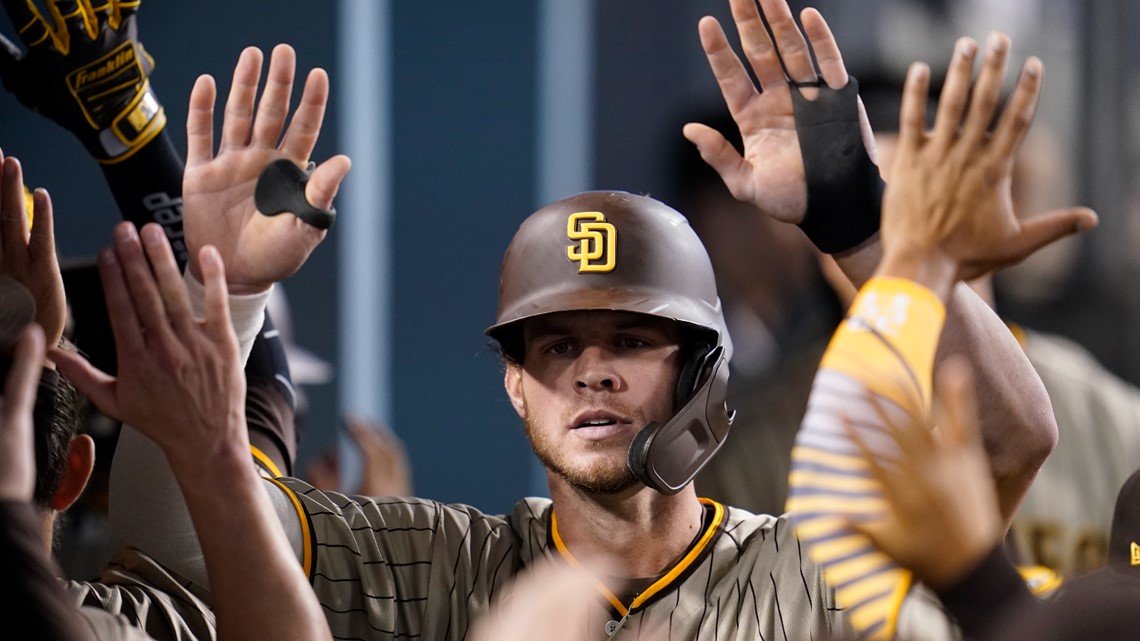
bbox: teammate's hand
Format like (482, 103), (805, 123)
(843, 359), (1002, 590)
(683, 0), (872, 224)
(0, 0), (165, 162)
(52, 222), (248, 476)
(879, 34), (1097, 295)
(0, 323), (45, 502)
(182, 44), (351, 295)
(0, 151), (65, 350)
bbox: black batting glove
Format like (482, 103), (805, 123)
(0, 0), (165, 163)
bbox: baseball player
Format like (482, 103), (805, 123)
(81, 6), (1093, 641)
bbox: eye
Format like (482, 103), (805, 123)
(617, 336), (648, 349)
(547, 341), (572, 355)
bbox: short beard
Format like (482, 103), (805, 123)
(523, 414), (641, 495)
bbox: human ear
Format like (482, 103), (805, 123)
(503, 365), (526, 419)
(52, 434), (95, 512)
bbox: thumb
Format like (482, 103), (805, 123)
(50, 347), (121, 420)
(682, 123), (745, 183)
(305, 154), (352, 211)
(1002, 206), (1098, 265)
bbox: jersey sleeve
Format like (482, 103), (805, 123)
(785, 277), (947, 640)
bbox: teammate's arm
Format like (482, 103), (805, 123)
(786, 41), (1095, 640)
(687, 0), (1096, 521)
(53, 227), (331, 641)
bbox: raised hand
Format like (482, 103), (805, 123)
(683, 0), (868, 224)
(52, 222), (246, 472)
(880, 34), (1098, 293)
(0, 151), (65, 349)
(182, 44), (351, 295)
(0, 0), (165, 162)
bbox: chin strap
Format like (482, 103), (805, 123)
(627, 346), (734, 494)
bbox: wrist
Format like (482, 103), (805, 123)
(876, 248), (957, 303)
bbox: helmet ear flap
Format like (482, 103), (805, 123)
(673, 338), (714, 411)
(628, 346), (734, 494)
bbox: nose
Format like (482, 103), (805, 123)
(574, 345), (623, 393)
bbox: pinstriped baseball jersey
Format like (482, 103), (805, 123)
(270, 476), (850, 640)
(65, 546), (216, 640)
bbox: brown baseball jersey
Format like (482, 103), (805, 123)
(266, 476), (849, 640)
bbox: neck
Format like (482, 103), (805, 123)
(547, 474), (705, 579)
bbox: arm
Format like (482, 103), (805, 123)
(91, 41), (347, 592)
(688, 0), (1096, 521)
(54, 230), (330, 641)
(784, 35), (1094, 640)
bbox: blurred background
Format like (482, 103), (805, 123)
(0, 0), (1134, 523)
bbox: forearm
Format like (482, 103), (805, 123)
(837, 238), (1055, 523)
(99, 131), (190, 267)
(174, 445), (329, 641)
(937, 290), (1055, 523)
(108, 278), (275, 582)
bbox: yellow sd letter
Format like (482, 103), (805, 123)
(566, 211), (616, 273)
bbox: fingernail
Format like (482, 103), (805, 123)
(141, 224), (164, 246)
(114, 223), (138, 243)
(99, 247), (117, 265)
(987, 32), (1007, 53)
(957, 38), (976, 57)
(203, 245), (221, 267)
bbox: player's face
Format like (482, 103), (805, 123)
(505, 310), (681, 494)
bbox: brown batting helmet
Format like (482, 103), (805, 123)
(487, 191), (735, 494)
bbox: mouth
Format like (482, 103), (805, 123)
(569, 411), (633, 440)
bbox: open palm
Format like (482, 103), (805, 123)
(182, 44), (350, 294)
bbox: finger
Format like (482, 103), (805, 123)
(305, 154), (351, 211)
(800, 8), (847, 89)
(991, 57), (1044, 159)
(757, 0), (817, 83)
(0, 156), (30, 260)
(682, 123), (752, 200)
(115, 0), (138, 20)
(198, 245), (235, 346)
(3, 324), (44, 427)
(219, 46), (264, 151)
(2, 0), (50, 49)
(50, 345), (121, 419)
(931, 38), (979, 149)
(251, 43), (297, 150)
(279, 67), (329, 161)
(960, 32), (1011, 144)
(186, 75), (217, 168)
(726, 0), (789, 92)
(28, 188), (58, 269)
(52, 0), (98, 42)
(139, 224), (194, 336)
(998, 207), (1099, 266)
(898, 62), (931, 150)
(110, 222), (172, 344)
(97, 243), (146, 360)
(696, 17), (770, 121)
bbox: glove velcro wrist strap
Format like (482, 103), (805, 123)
(793, 77), (885, 255)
